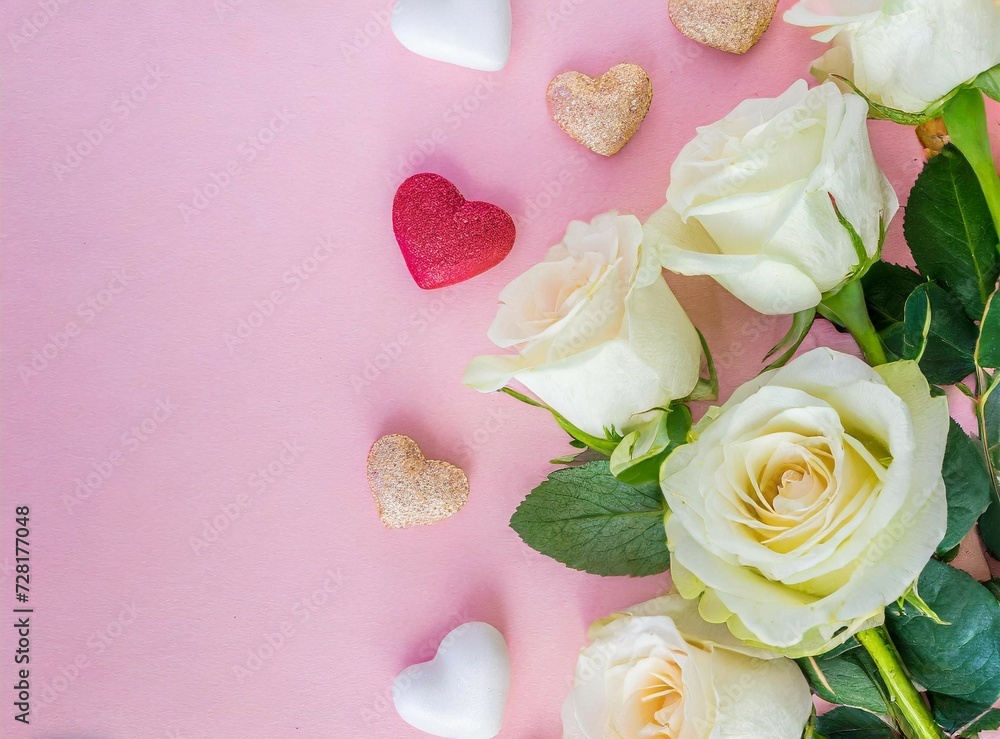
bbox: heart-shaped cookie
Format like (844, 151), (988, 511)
(668, 0), (778, 55)
(546, 63), (653, 156)
(391, 0), (512, 72)
(393, 622), (510, 739)
(366, 434), (469, 528)
(393, 173), (516, 290)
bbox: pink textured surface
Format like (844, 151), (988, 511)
(1, 1), (998, 737)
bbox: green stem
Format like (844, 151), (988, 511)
(943, 88), (1000, 245)
(820, 280), (889, 366)
(856, 626), (945, 739)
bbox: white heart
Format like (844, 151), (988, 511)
(392, 622), (511, 739)
(391, 0), (512, 72)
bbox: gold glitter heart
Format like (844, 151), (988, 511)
(546, 63), (653, 157)
(668, 0), (778, 55)
(366, 434), (469, 528)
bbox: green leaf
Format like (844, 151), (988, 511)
(509, 460), (670, 577)
(879, 323), (906, 362)
(830, 194), (878, 274)
(930, 693), (1000, 735)
(886, 558), (1000, 705)
(902, 283), (978, 385)
(862, 262), (925, 331)
(977, 289), (1000, 370)
(680, 328), (718, 403)
(979, 379), (1000, 558)
(610, 405), (692, 487)
(975, 64), (1000, 103)
(903, 144), (1000, 322)
(939, 419), (993, 553)
(764, 308), (816, 370)
(814, 707), (899, 738)
(798, 647), (887, 714)
(963, 709), (1000, 736)
(500, 387), (618, 456)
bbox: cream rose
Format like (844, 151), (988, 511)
(661, 348), (949, 657)
(464, 212), (702, 438)
(644, 80), (898, 316)
(562, 594), (813, 739)
(785, 0), (1000, 114)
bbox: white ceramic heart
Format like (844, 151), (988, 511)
(392, 621), (510, 739)
(391, 0), (512, 72)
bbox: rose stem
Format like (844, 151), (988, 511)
(856, 626), (946, 739)
(818, 280), (889, 366)
(943, 88), (1000, 246)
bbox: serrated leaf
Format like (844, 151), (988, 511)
(962, 708), (1000, 736)
(886, 559), (1000, 705)
(862, 262), (925, 331)
(939, 419), (993, 553)
(930, 693), (1000, 735)
(509, 460), (669, 577)
(814, 707), (899, 738)
(902, 283), (978, 385)
(798, 647), (887, 714)
(903, 145), (1000, 321)
(977, 289), (1000, 370)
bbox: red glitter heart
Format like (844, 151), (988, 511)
(392, 173), (516, 289)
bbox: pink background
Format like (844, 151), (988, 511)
(2, 1), (998, 737)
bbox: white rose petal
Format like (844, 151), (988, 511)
(465, 212), (702, 438)
(785, 0), (1000, 113)
(645, 81), (897, 316)
(662, 348), (949, 656)
(562, 594), (813, 739)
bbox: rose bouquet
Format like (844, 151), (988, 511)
(466, 3), (1000, 737)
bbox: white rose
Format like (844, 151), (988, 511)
(464, 212), (702, 438)
(562, 594), (813, 739)
(644, 80), (898, 316)
(785, 0), (1000, 114)
(661, 348), (949, 657)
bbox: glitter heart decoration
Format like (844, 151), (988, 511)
(366, 434), (469, 528)
(546, 63), (653, 156)
(392, 173), (516, 290)
(668, 0), (779, 55)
